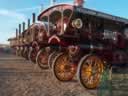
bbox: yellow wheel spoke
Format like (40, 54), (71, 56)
(79, 55), (104, 89)
(54, 53), (76, 81)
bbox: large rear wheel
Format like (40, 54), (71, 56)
(28, 48), (37, 63)
(52, 53), (77, 81)
(36, 48), (49, 69)
(24, 48), (29, 60)
(77, 54), (104, 89)
(19, 47), (23, 56)
(48, 51), (59, 69)
(22, 47), (28, 59)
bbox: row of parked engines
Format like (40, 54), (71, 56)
(8, 4), (128, 89)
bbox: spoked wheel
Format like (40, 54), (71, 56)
(28, 48), (37, 63)
(23, 48), (29, 60)
(53, 53), (77, 81)
(48, 51), (59, 69)
(21, 48), (25, 57)
(22, 48), (26, 57)
(19, 50), (22, 57)
(36, 48), (49, 69)
(19, 49), (23, 56)
(77, 54), (104, 89)
(16, 49), (20, 56)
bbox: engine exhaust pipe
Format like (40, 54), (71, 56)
(22, 22), (25, 32)
(16, 28), (18, 39)
(19, 24), (21, 36)
(28, 19), (30, 28)
(32, 13), (36, 23)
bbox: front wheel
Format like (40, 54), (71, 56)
(77, 54), (104, 89)
(52, 53), (77, 81)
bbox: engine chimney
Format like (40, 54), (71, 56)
(22, 22), (25, 31)
(19, 24), (21, 36)
(74, 0), (84, 7)
(28, 19), (30, 28)
(32, 13), (36, 23)
(16, 28), (18, 39)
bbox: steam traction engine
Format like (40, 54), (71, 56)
(16, 24), (24, 56)
(15, 23), (29, 57)
(20, 22), (29, 59)
(38, 4), (128, 89)
(8, 28), (20, 55)
(15, 20), (31, 59)
(23, 14), (40, 63)
(35, 22), (55, 69)
(27, 23), (40, 63)
(8, 37), (18, 54)
(28, 22), (50, 64)
(18, 13), (49, 63)
(26, 21), (53, 64)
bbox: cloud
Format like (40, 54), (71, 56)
(15, 6), (41, 12)
(0, 9), (27, 21)
(0, 9), (28, 44)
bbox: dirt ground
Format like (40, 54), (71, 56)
(0, 51), (97, 96)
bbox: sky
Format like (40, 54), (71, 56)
(0, 0), (128, 44)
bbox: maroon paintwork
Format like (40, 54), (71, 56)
(38, 4), (128, 65)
